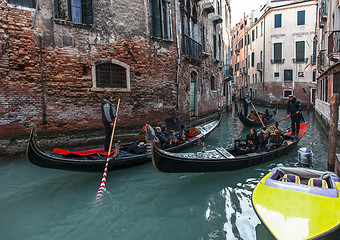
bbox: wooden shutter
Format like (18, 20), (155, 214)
(151, 0), (161, 38)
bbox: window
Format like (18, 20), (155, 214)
(284, 70), (293, 82)
(252, 29), (255, 42)
(201, 25), (207, 52)
(273, 43), (283, 63)
(8, 0), (35, 8)
(261, 21), (263, 35)
(274, 14), (282, 28)
(151, 0), (173, 40)
(211, 76), (216, 91)
(92, 60), (130, 91)
(54, 0), (93, 25)
(256, 26), (258, 38)
(274, 72), (279, 77)
(251, 52), (255, 67)
(283, 90), (293, 98)
(297, 10), (305, 25)
(312, 69), (316, 83)
(295, 41), (306, 62)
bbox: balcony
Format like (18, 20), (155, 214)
(317, 50), (327, 73)
(311, 55), (316, 64)
(257, 62), (263, 71)
(182, 34), (202, 62)
(328, 31), (340, 61)
(224, 64), (233, 80)
(271, 59), (285, 64)
(293, 58), (308, 63)
(319, 0), (327, 28)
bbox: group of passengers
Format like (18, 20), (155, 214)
(248, 109), (273, 122)
(243, 126), (284, 154)
(155, 125), (189, 148)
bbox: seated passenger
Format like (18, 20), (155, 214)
(256, 128), (270, 153)
(161, 125), (168, 138)
(264, 109), (272, 120)
(168, 130), (179, 145)
(245, 128), (258, 153)
(249, 111), (257, 120)
(267, 130), (284, 150)
(155, 126), (169, 148)
(179, 125), (188, 141)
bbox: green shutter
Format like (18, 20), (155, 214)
(296, 41), (305, 61)
(274, 43), (282, 61)
(190, 82), (196, 112)
(151, 0), (161, 38)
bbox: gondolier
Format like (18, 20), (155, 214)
(102, 96), (117, 152)
(243, 95), (251, 117)
(287, 95), (302, 137)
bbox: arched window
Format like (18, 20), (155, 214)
(92, 60), (130, 92)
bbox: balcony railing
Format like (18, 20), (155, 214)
(257, 62), (263, 71)
(293, 58), (308, 63)
(328, 31), (340, 61)
(182, 34), (202, 62)
(271, 59), (285, 63)
(319, 0), (327, 28)
(311, 55), (316, 64)
(317, 50), (327, 72)
(224, 64), (233, 80)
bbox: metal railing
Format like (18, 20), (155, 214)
(271, 59), (285, 63)
(293, 58), (308, 63)
(311, 55), (316, 64)
(317, 50), (327, 69)
(182, 34), (202, 62)
(257, 62), (263, 71)
(328, 31), (340, 59)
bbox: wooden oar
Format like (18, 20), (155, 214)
(249, 100), (265, 128)
(95, 98), (121, 202)
(265, 112), (298, 128)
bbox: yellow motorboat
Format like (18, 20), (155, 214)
(252, 167), (340, 240)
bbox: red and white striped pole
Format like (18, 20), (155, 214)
(95, 99), (120, 202)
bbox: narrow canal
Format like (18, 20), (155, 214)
(0, 107), (338, 240)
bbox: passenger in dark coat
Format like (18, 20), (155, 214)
(155, 126), (169, 148)
(101, 96), (116, 152)
(245, 128), (258, 153)
(256, 129), (270, 153)
(287, 95), (302, 136)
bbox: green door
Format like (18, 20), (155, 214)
(190, 82), (196, 115)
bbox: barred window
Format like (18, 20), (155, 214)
(54, 0), (93, 25)
(8, 0), (35, 8)
(92, 60), (130, 92)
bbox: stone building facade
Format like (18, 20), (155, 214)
(0, 0), (232, 137)
(314, 0), (340, 132)
(231, 0), (317, 107)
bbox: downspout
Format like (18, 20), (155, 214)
(175, 1), (181, 114)
(31, 0), (40, 29)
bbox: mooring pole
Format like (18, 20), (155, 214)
(327, 93), (339, 172)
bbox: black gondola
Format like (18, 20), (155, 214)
(26, 116), (221, 172)
(237, 108), (277, 127)
(148, 123), (307, 173)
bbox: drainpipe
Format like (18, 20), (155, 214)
(31, 0), (40, 29)
(175, 1), (181, 114)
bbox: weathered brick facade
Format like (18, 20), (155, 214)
(0, 0), (231, 138)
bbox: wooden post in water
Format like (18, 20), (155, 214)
(328, 93), (340, 172)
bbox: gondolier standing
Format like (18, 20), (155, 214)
(101, 96), (117, 152)
(287, 95), (302, 136)
(243, 95), (251, 117)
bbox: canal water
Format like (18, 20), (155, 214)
(0, 107), (338, 240)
